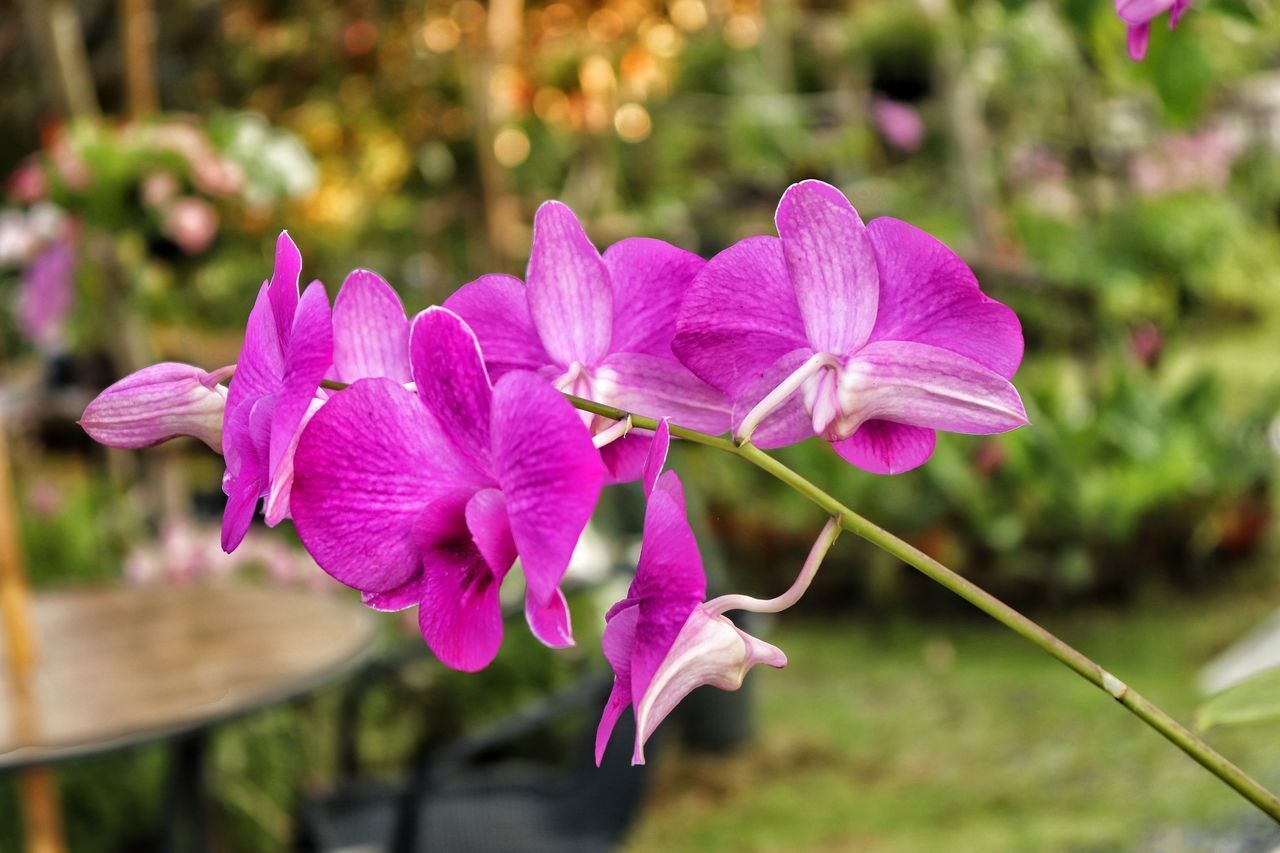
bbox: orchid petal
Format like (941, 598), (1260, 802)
(1115, 0), (1177, 25)
(268, 232), (302, 347)
(642, 418), (671, 498)
(595, 602), (639, 765)
(603, 238), (706, 356)
(673, 236), (807, 398)
(490, 371), (605, 606)
(444, 274), (550, 379)
(263, 397), (324, 526)
(268, 281), (331, 486)
(410, 307), (494, 474)
(633, 606), (785, 764)
(221, 397), (272, 552)
(525, 587), (574, 650)
(330, 269), (411, 383)
(775, 180), (879, 354)
(362, 579), (422, 612)
(597, 352), (731, 435)
(80, 362), (227, 452)
(226, 281), (283, 420)
(290, 377), (481, 594)
(839, 341), (1029, 435)
(866, 218), (1023, 378)
(466, 488), (517, 574)
(526, 201), (613, 366)
(831, 421), (937, 476)
(417, 504), (506, 672)
(1127, 22), (1151, 59)
(629, 474), (705, 710)
(729, 347), (819, 449)
(599, 432), (652, 484)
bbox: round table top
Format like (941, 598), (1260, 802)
(0, 582), (378, 770)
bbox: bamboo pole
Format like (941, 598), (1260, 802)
(0, 421), (66, 853)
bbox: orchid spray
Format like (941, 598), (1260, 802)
(82, 182), (1280, 820)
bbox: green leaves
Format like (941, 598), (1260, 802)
(1199, 666), (1280, 730)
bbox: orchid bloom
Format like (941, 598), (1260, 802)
(596, 420), (791, 765)
(445, 201), (730, 481)
(220, 232), (333, 551)
(673, 180), (1027, 475)
(1116, 0), (1191, 61)
(289, 307), (605, 671)
(79, 363), (233, 451)
(17, 239), (75, 353)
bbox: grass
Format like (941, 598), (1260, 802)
(627, 579), (1280, 852)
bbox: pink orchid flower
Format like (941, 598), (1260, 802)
(1116, 0), (1192, 60)
(596, 420), (788, 765)
(445, 201), (730, 482)
(289, 307), (605, 672)
(673, 180), (1027, 475)
(79, 363), (232, 451)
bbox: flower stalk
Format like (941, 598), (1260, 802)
(564, 393), (1280, 822)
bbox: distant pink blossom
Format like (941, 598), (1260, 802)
(871, 98), (925, 153)
(17, 239), (75, 353)
(1129, 127), (1244, 196)
(1116, 0), (1192, 61)
(163, 196), (219, 254)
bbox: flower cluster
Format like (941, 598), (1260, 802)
(81, 180), (1025, 761)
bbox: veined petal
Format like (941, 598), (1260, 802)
(775, 180), (879, 354)
(632, 606), (785, 765)
(729, 347), (819, 449)
(417, 504), (507, 672)
(226, 281), (283, 419)
(597, 352), (731, 434)
(840, 341), (1028, 435)
(330, 269), (411, 383)
(866, 217), (1023, 379)
(362, 578), (422, 612)
(673, 236), (807, 398)
(526, 201), (613, 366)
(595, 602), (639, 765)
(444, 274), (550, 378)
(604, 238), (706, 356)
(263, 396), (325, 526)
(599, 432), (651, 484)
(221, 397), (272, 553)
(410, 307), (494, 474)
(269, 281), (332, 485)
(290, 378), (480, 595)
(629, 474), (705, 711)
(80, 362), (227, 452)
(268, 231), (302, 348)
(466, 488), (517, 575)
(641, 418), (672, 498)
(525, 587), (574, 650)
(831, 421), (937, 476)
(490, 371), (605, 607)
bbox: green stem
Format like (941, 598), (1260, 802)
(564, 395), (1280, 822)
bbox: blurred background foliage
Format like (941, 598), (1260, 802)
(1, 0), (1279, 849)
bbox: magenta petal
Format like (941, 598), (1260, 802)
(263, 397), (324, 526)
(841, 341), (1029, 435)
(775, 180), (879, 354)
(604, 238), (706, 356)
(673, 236), (807, 399)
(526, 201), (613, 366)
(598, 352), (731, 434)
(362, 579), (422, 612)
(1115, 0), (1176, 25)
(596, 602), (639, 765)
(1127, 22), (1151, 59)
(80, 362), (227, 452)
(221, 474), (260, 553)
(490, 371), (605, 606)
(269, 281), (332, 484)
(629, 475), (706, 707)
(220, 397), (271, 552)
(330, 270), (411, 383)
(867, 218), (1023, 378)
(290, 378), (481, 594)
(268, 232), (302, 347)
(444, 274), (550, 379)
(410, 307), (495, 474)
(831, 421), (937, 475)
(642, 418), (672, 498)
(599, 432), (651, 484)
(466, 488), (517, 574)
(525, 587), (575, 649)
(226, 281), (284, 418)
(729, 347), (819, 449)
(417, 513), (506, 673)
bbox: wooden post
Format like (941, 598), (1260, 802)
(0, 422), (67, 853)
(18, 0), (101, 118)
(121, 0), (160, 117)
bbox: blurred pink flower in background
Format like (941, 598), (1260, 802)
(17, 238), (75, 353)
(163, 196), (220, 254)
(141, 171), (181, 209)
(871, 97), (925, 153)
(1129, 126), (1245, 196)
(25, 480), (65, 517)
(7, 160), (48, 203)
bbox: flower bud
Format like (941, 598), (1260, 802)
(80, 362), (230, 452)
